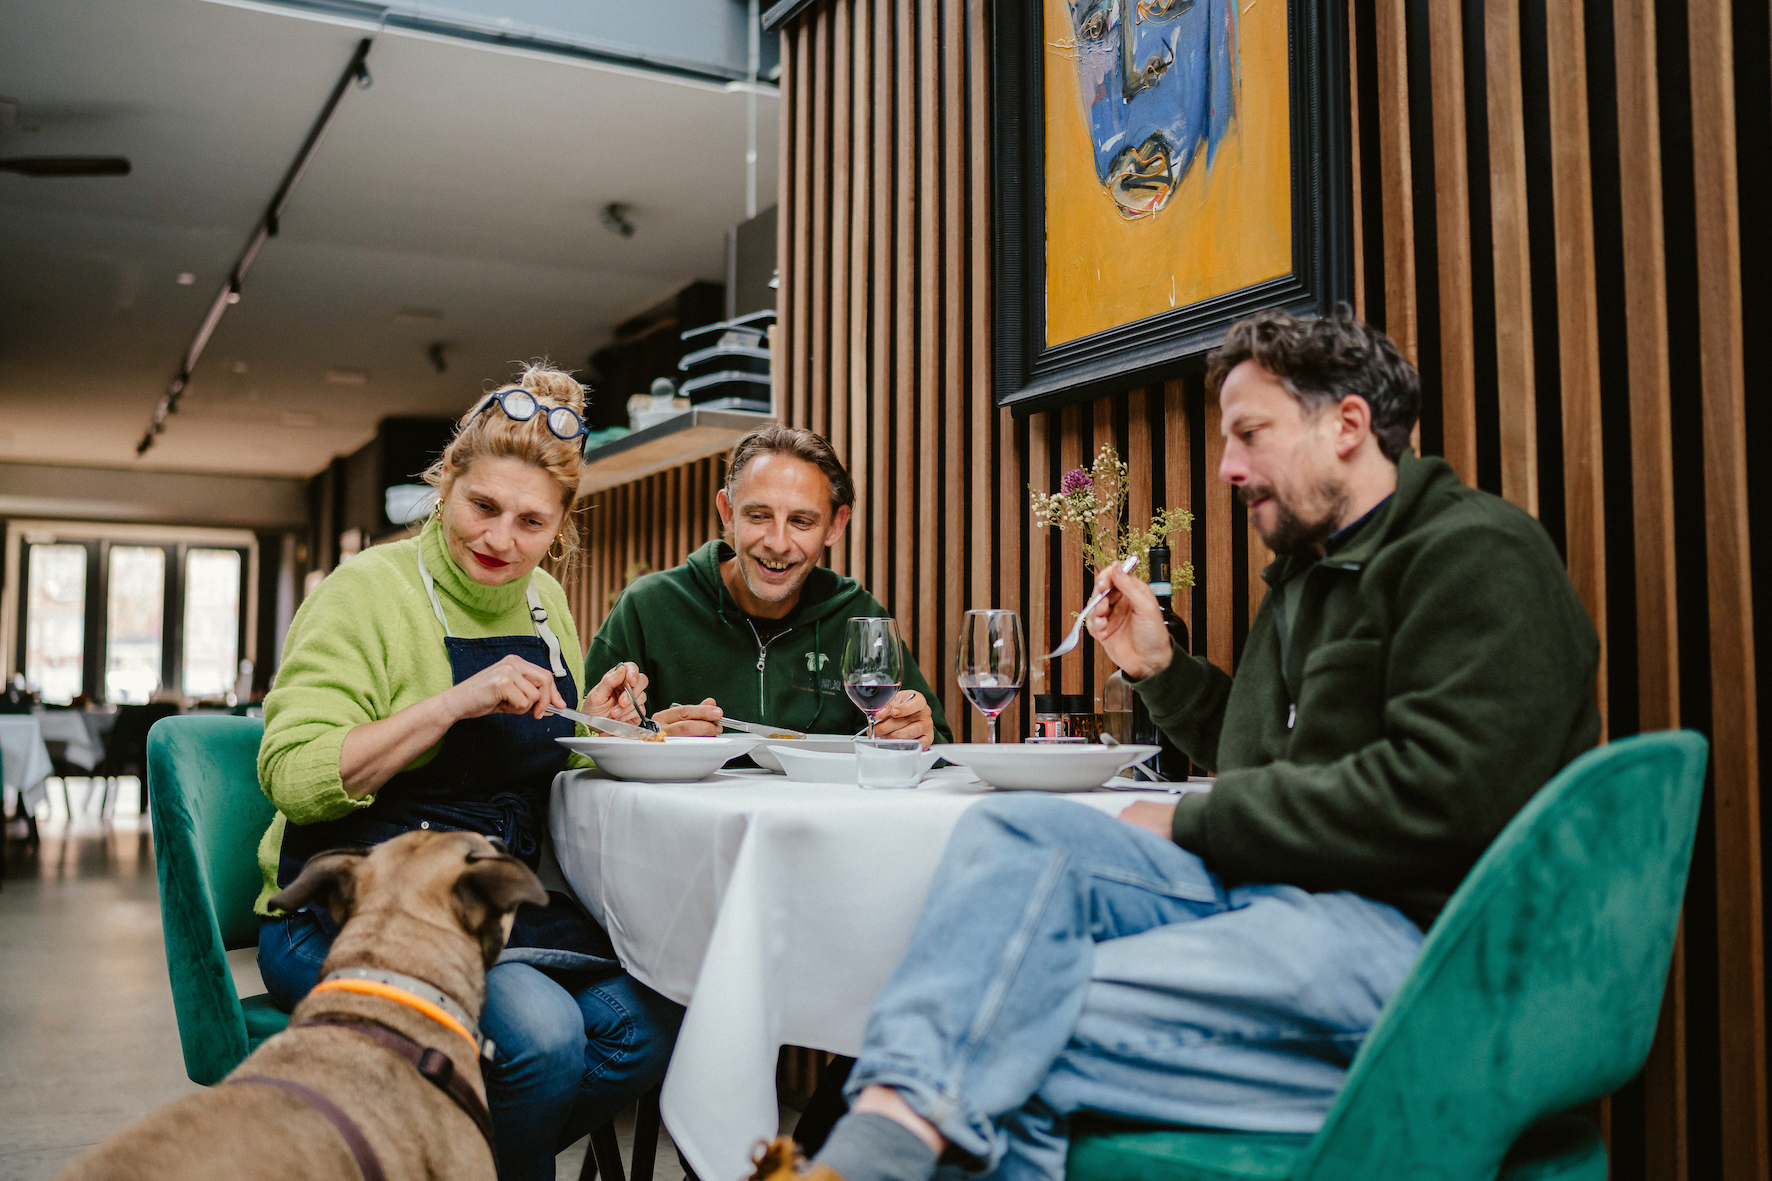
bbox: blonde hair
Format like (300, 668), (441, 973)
(424, 360), (587, 563)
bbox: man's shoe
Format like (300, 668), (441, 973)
(747, 1136), (848, 1181)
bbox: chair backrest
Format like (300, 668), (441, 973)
(147, 714), (273, 1085)
(112, 702), (182, 769)
(1291, 730), (1708, 1181)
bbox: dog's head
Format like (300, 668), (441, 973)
(270, 830), (549, 984)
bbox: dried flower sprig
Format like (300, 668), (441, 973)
(1030, 444), (1195, 586)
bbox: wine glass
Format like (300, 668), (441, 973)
(843, 617), (905, 738)
(955, 609), (1026, 744)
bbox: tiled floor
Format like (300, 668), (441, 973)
(1, 792), (682, 1181)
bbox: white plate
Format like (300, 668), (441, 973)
(748, 733), (858, 773)
(938, 743), (1162, 792)
(557, 735), (756, 782)
(768, 745), (942, 785)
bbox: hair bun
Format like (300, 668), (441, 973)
(516, 360), (587, 415)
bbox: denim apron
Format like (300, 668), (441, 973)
(277, 545), (618, 975)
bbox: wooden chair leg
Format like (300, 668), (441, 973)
(631, 1084), (662, 1181)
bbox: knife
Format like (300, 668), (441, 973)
(713, 715), (809, 740)
(547, 705), (656, 740)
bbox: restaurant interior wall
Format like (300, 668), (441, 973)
(557, 0), (1771, 1178)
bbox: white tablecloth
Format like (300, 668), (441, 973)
(0, 715), (53, 815)
(550, 767), (1190, 1181)
(33, 708), (105, 770)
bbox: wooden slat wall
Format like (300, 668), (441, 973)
(561, 1), (1767, 1176)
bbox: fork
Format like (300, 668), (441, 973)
(625, 684), (659, 733)
(1039, 555), (1139, 661)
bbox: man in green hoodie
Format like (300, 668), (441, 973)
(586, 426), (950, 746)
(751, 309), (1601, 1181)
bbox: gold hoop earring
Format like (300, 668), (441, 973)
(548, 534), (569, 562)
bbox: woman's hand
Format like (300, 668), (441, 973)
(872, 690), (936, 749)
(1085, 562), (1175, 680)
(653, 698), (725, 737)
(447, 653), (567, 721)
(586, 661), (648, 723)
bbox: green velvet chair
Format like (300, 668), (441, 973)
(1067, 729), (1709, 1181)
(148, 714), (289, 1086)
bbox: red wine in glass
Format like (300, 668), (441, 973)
(960, 683), (1020, 715)
(955, 610), (1026, 743)
(843, 618), (905, 737)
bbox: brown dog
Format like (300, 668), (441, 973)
(55, 829), (547, 1181)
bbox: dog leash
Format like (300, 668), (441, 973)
(221, 1075), (387, 1181)
(296, 1015), (498, 1159)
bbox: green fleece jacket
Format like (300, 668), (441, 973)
(1132, 452), (1600, 928)
(587, 541), (952, 742)
(253, 519), (588, 913)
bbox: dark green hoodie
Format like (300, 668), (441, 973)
(586, 540), (952, 741)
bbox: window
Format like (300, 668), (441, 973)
(182, 548), (242, 700)
(105, 546), (165, 705)
(24, 544), (86, 705)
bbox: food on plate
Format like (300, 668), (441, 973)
(768, 733), (800, 739)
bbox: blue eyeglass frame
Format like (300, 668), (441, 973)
(471, 388), (589, 442)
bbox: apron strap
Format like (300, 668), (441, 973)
(415, 541), (454, 637)
(527, 578), (569, 678)
(414, 539), (568, 678)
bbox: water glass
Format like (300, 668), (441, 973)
(854, 737), (923, 788)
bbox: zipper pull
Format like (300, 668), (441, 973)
(1286, 703), (1297, 730)
(757, 652), (767, 672)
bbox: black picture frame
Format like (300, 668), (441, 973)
(993, 0), (1354, 416)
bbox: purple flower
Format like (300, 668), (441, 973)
(1060, 468), (1093, 494)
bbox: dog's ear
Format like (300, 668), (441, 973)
(453, 855), (549, 969)
(268, 847), (370, 925)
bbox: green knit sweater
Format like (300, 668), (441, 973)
(253, 519), (587, 913)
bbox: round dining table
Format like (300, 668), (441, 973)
(549, 764), (1201, 1181)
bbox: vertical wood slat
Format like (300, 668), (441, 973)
(847, 0), (871, 583)
(1027, 412), (1051, 716)
(1128, 388), (1153, 549)
(808, 4), (832, 440)
(1059, 405), (1085, 696)
(790, 24), (812, 429)
(1163, 379), (1192, 640)
(1613, 1), (1685, 1162)
(1484, 0), (1539, 515)
(1427, 0), (1477, 484)
(1091, 397), (1116, 698)
(1543, 0), (1607, 736)
(870, 0), (892, 606)
(825, 0), (850, 568)
(1373, 0), (1416, 364)
(915, 0), (939, 705)
(941, 0), (966, 734)
(892, 0), (915, 638)
(1689, 2), (1769, 1176)
(1203, 393), (1231, 673)
(971, 0), (1002, 736)
(1348, 0), (1365, 321)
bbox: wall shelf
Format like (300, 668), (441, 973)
(577, 407), (776, 494)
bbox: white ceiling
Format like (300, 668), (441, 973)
(0, 0), (779, 477)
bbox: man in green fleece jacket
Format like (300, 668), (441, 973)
(587, 425), (950, 746)
(756, 309), (1601, 1181)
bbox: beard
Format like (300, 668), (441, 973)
(1240, 479), (1346, 556)
(737, 549), (813, 604)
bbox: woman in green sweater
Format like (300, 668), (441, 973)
(255, 364), (682, 1181)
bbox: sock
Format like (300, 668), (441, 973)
(814, 1112), (939, 1181)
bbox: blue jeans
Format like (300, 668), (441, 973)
(846, 795), (1423, 1181)
(259, 912), (683, 1181)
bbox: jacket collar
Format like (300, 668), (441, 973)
(1261, 450), (1453, 583)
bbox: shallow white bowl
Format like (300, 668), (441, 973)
(748, 734), (858, 773)
(939, 743), (1161, 792)
(558, 735), (753, 782)
(768, 745), (941, 785)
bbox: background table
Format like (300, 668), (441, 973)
(0, 715), (54, 816)
(550, 767), (1192, 1181)
(33, 707), (106, 772)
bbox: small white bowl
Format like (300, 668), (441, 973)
(558, 735), (752, 782)
(748, 734), (858, 773)
(939, 743), (1161, 792)
(768, 744), (941, 785)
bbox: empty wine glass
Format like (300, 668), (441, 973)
(843, 617), (904, 738)
(955, 609), (1026, 744)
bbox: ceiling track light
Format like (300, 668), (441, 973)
(600, 202), (636, 238)
(137, 37), (374, 456)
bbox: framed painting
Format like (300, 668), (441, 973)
(993, 0), (1353, 414)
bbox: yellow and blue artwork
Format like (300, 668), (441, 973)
(1044, 0), (1294, 347)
